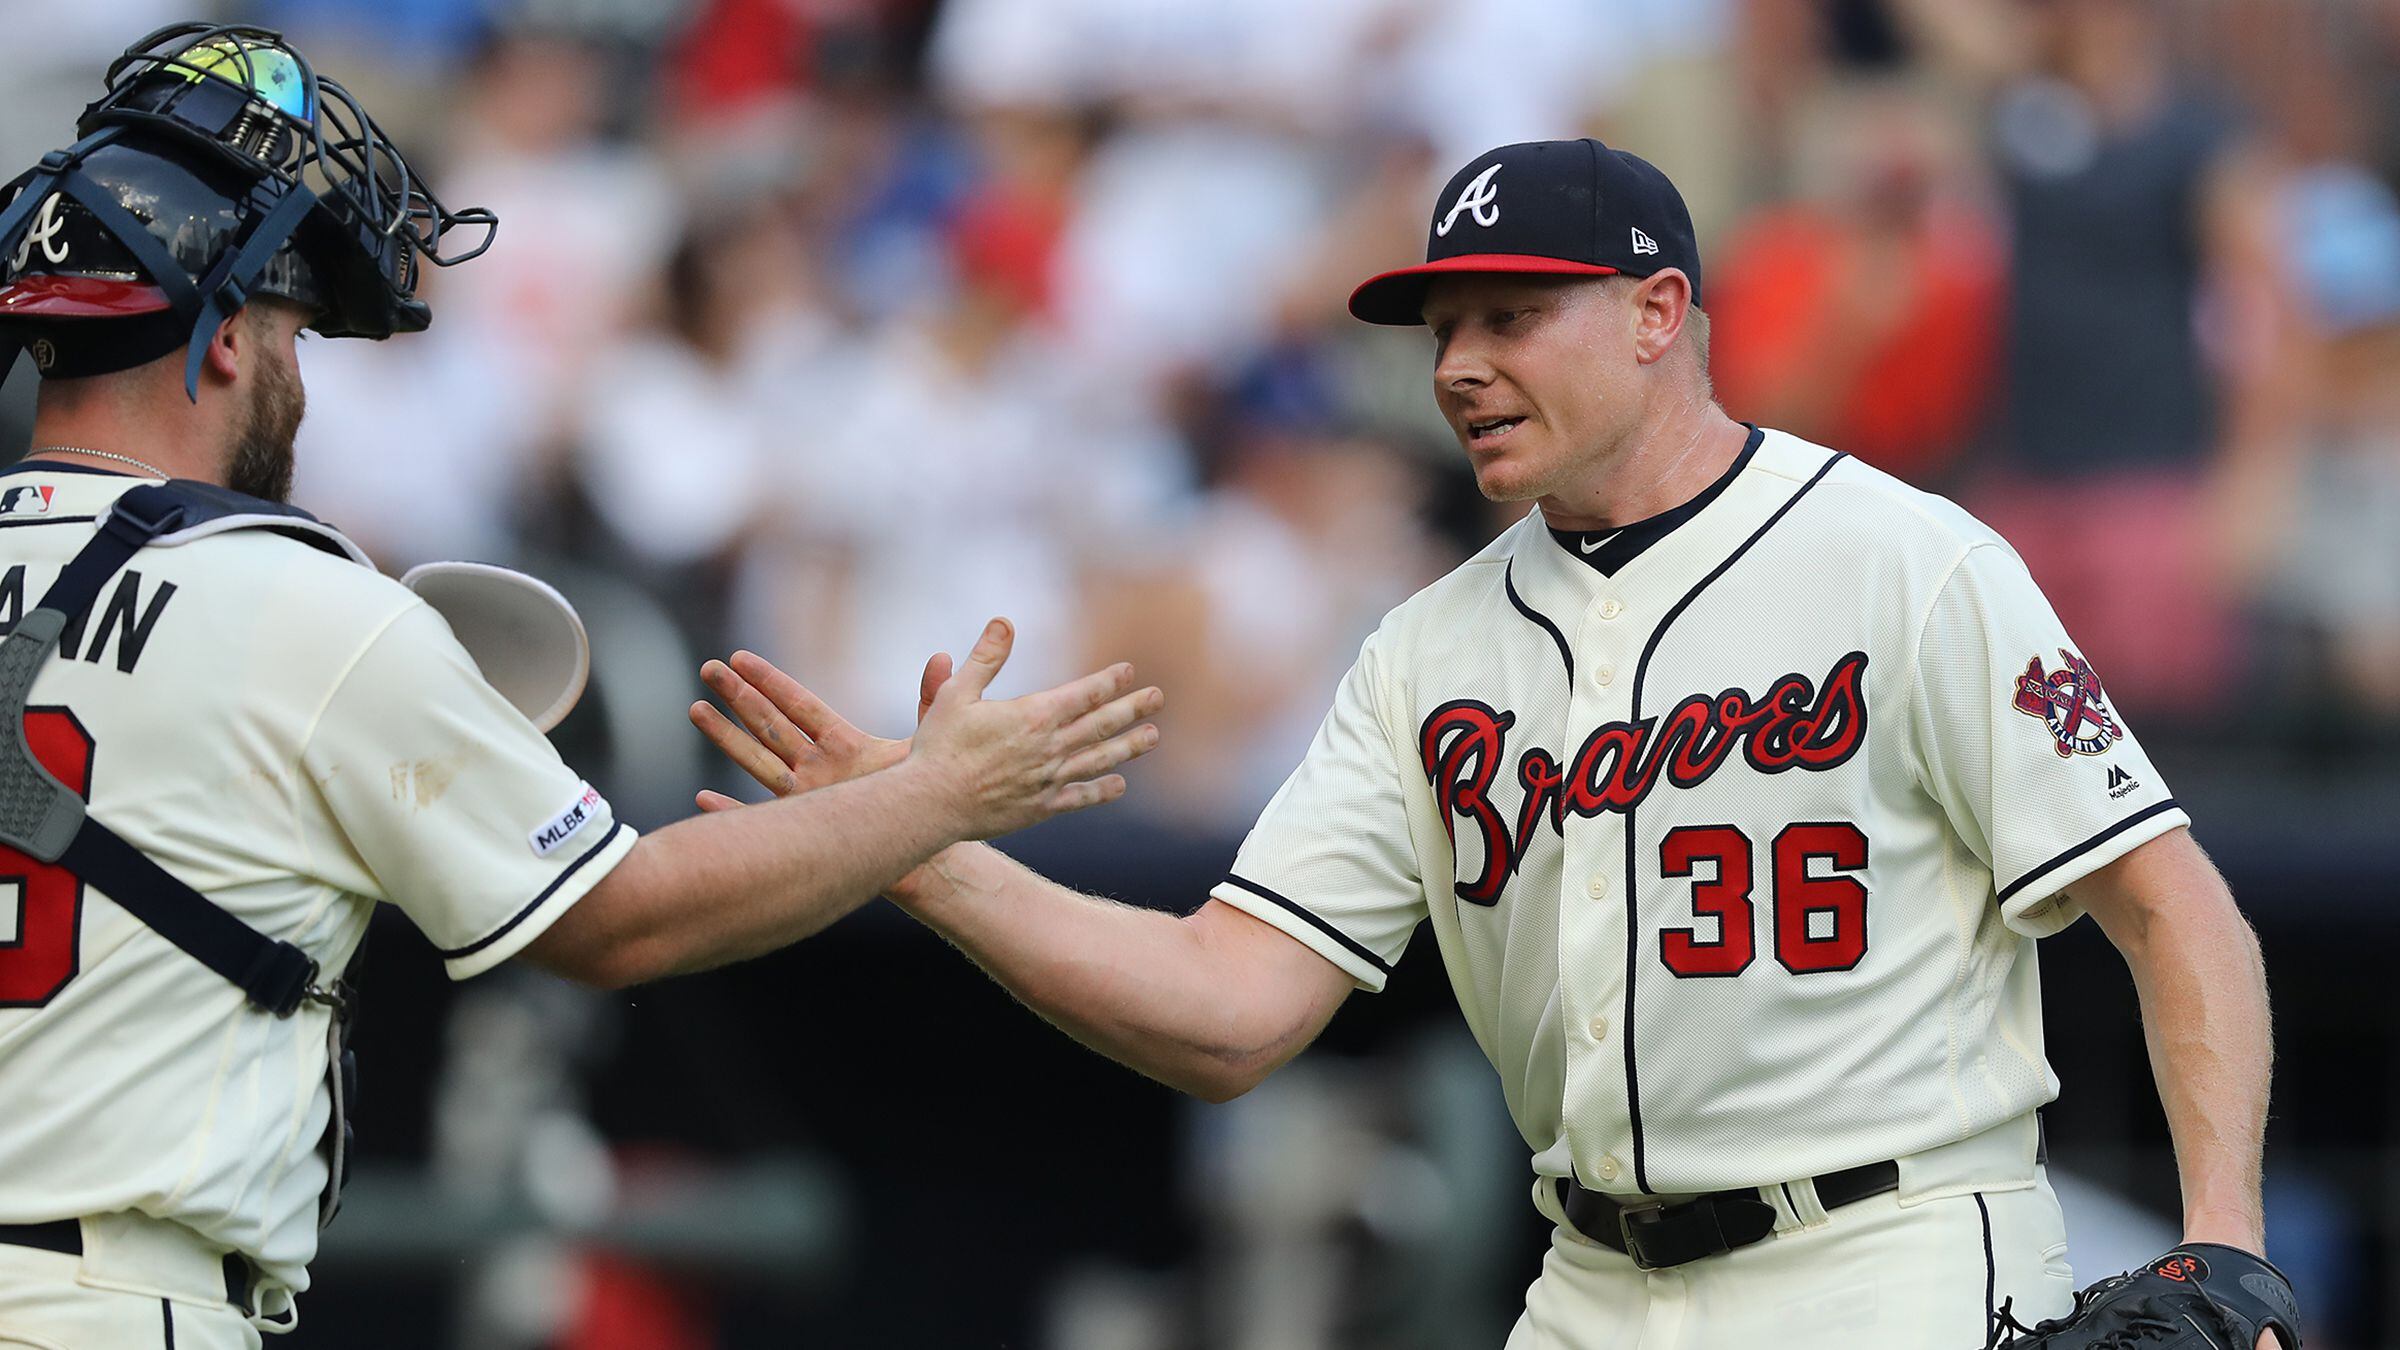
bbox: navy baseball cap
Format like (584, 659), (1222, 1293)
(1348, 138), (1703, 326)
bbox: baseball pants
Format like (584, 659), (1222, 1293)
(1509, 1135), (2074, 1349)
(0, 1215), (261, 1350)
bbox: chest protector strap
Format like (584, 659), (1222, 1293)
(0, 482), (362, 1016)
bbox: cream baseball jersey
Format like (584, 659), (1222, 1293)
(1213, 427), (2187, 1197)
(0, 464), (635, 1292)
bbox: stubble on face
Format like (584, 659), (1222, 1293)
(227, 319), (306, 503)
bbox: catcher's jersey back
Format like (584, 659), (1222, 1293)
(0, 464), (635, 1290)
(1215, 428), (2186, 1196)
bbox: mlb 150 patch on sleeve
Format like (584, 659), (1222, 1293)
(531, 781), (606, 857)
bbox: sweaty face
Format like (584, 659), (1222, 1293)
(227, 307), (307, 503)
(1423, 274), (1641, 504)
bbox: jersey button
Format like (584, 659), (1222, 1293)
(1586, 1014), (1609, 1040)
(1594, 663), (1615, 686)
(1599, 599), (1623, 620)
(1595, 1156), (1621, 1183)
(1586, 873), (1609, 899)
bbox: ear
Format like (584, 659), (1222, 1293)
(199, 310), (245, 386)
(1630, 270), (1694, 367)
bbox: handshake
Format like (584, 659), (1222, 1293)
(521, 615), (1164, 987)
(688, 618), (1163, 869)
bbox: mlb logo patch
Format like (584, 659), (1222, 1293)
(0, 485), (55, 516)
(530, 781), (606, 857)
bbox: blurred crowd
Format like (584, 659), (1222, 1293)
(16, 0), (2399, 829)
(4, 1), (2398, 1346)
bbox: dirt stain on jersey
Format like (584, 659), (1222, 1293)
(390, 749), (471, 809)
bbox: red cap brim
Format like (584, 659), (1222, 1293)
(1347, 254), (1622, 326)
(0, 275), (174, 320)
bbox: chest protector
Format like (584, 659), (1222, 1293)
(0, 480), (367, 1226)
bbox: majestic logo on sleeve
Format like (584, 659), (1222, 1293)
(2013, 648), (2122, 757)
(1421, 652), (1869, 905)
(1435, 164), (1504, 237)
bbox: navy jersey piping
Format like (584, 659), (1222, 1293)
(1504, 561), (1575, 687)
(1550, 424), (1764, 575)
(1975, 1191), (1998, 1336)
(1995, 799), (2182, 905)
(438, 820), (628, 959)
(0, 515), (99, 530)
(1221, 873), (1395, 975)
(0, 460), (143, 478)
(1619, 448), (1846, 1193)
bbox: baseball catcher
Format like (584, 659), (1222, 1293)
(0, 24), (1161, 1347)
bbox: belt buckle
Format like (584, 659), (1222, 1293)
(1615, 1200), (1669, 1270)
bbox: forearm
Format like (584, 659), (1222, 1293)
(2113, 891), (2274, 1248)
(891, 845), (1308, 1100)
(563, 763), (967, 984)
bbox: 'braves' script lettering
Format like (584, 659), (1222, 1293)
(1421, 651), (1870, 905)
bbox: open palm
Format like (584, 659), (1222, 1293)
(687, 650), (948, 811)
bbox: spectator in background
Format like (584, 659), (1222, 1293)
(928, 0), (1368, 389)
(292, 26), (682, 571)
(1362, 0), (1650, 174)
(567, 200), (835, 643)
(1898, 0), (2287, 719)
(662, 0), (816, 128)
(250, 0), (492, 69)
(1708, 78), (2003, 484)
(1, 0), (187, 169)
(438, 26), (680, 476)
(1088, 345), (1446, 830)
(2237, 164), (2400, 725)
(737, 186), (1186, 739)
(289, 267), (543, 568)
(1580, 0), (1748, 242)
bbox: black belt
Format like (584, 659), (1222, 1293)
(1557, 1160), (1897, 1270)
(0, 1220), (251, 1308)
(1556, 1119), (2048, 1271)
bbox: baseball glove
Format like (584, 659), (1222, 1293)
(1985, 1244), (2300, 1350)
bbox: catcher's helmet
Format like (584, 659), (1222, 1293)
(0, 23), (496, 398)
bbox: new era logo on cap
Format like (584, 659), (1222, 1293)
(1348, 138), (1702, 326)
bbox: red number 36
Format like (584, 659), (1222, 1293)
(1658, 821), (1868, 977)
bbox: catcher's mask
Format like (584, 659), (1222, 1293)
(0, 23), (496, 399)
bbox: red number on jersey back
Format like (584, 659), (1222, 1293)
(0, 710), (93, 1007)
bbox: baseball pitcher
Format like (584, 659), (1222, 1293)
(700, 140), (2292, 1349)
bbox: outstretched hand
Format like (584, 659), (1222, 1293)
(689, 619), (1165, 840)
(689, 649), (948, 812)
(907, 618), (1165, 837)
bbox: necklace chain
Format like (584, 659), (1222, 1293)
(24, 446), (174, 480)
